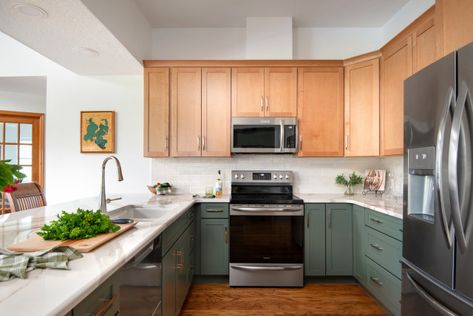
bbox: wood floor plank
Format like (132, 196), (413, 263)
(180, 283), (387, 316)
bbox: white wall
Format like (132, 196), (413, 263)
(0, 90), (45, 113)
(0, 31), (150, 204)
(246, 17), (293, 59)
(151, 155), (403, 197)
(152, 28), (246, 59)
(294, 27), (382, 59)
(382, 0), (435, 45)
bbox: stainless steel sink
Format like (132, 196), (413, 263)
(109, 205), (169, 221)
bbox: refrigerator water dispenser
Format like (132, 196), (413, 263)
(408, 147), (436, 222)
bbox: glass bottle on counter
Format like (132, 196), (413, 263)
(215, 170), (223, 198)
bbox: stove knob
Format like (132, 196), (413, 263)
(273, 174), (277, 179)
(285, 174), (290, 180)
(234, 174), (239, 179)
(240, 174), (245, 179)
(279, 174), (283, 179)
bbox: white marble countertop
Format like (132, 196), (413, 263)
(0, 193), (228, 316)
(296, 193), (403, 219)
(0, 192), (399, 315)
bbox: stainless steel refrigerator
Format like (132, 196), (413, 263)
(403, 41), (473, 315)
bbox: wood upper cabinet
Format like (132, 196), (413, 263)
(144, 68), (170, 157)
(436, 0), (473, 56)
(202, 68), (231, 157)
(380, 36), (413, 156)
(264, 67), (297, 116)
(232, 68), (265, 117)
(344, 56), (380, 157)
(412, 8), (437, 73)
(171, 68), (202, 157)
(297, 67), (344, 157)
(232, 67), (297, 117)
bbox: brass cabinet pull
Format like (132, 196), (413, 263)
(224, 227), (229, 244)
(176, 250), (184, 269)
(265, 96), (269, 111)
(370, 243), (384, 251)
(307, 211), (310, 228)
(299, 136), (303, 151)
(370, 276), (383, 286)
(345, 135), (349, 150)
(197, 136), (201, 150)
(202, 136), (206, 151)
(370, 218), (383, 224)
(206, 208), (223, 213)
(260, 96), (264, 112)
(165, 136), (169, 150)
(93, 295), (117, 316)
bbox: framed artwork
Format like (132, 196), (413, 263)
(80, 111), (115, 153)
(363, 169), (386, 193)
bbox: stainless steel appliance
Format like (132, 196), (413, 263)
(403, 41), (473, 315)
(231, 117), (298, 153)
(229, 170), (304, 287)
(119, 236), (162, 316)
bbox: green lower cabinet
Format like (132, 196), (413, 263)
(326, 204), (353, 276)
(201, 218), (229, 275)
(304, 204), (326, 276)
(162, 247), (177, 316)
(353, 205), (366, 284)
(72, 274), (119, 316)
(366, 257), (401, 316)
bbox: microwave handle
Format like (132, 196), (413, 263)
(280, 120), (284, 152)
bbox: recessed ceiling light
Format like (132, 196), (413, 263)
(11, 2), (49, 18)
(74, 47), (100, 57)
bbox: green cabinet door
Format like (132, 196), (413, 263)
(304, 204), (326, 276)
(201, 218), (229, 275)
(326, 204), (353, 276)
(353, 205), (366, 284)
(162, 246), (177, 316)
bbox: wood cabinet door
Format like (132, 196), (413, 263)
(437, 0), (473, 56)
(231, 68), (265, 117)
(326, 204), (353, 276)
(344, 58), (380, 157)
(144, 68), (169, 157)
(413, 13), (437, 73)
(202, 68), (231, 157)
(171, 68), (202, 157)
(297, 67), (344, 157)
(264, 67), (297, 117)
(305, 204), (326, 276)
(381, 36), (413, 156)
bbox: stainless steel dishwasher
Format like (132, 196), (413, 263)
(119, 235), (162, 316)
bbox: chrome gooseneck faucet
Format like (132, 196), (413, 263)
(100, 156), (124, 212)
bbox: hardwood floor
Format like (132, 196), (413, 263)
(180, 283), (388, 316)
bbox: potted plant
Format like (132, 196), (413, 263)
(0, 160), (26, 192)
(335, 172), (364, 196)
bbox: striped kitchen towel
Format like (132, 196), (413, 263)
(0, 246), (82, 281)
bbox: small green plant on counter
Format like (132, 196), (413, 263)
(0, 160), (25, 191)
(335, 172), (364, 195)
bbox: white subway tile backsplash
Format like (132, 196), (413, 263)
(151, 155), (404, 197)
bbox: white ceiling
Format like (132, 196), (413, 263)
(134, 0), (410, 28)
(0, 0), (142, 75)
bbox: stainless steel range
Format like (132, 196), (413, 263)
(229, 170), (304, 287)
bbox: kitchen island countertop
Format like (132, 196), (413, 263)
(0, 192), (399, 315)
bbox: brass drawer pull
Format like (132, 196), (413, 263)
(206, 208), (223, 212)
(370, 243), (384, 251)
(224, 227), (229, 244)
(370, 218), (383, 224)
(370, 276), (383, 286)
(93, 295), (117, 316)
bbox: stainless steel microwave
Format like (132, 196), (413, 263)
(231, 117), (298, 153)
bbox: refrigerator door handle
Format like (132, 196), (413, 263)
(448, 82), (472, 253)
(406, 272), (458, 316)
(436, 87), (456, 248)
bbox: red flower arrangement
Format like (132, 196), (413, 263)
(4, 185), (16, 193)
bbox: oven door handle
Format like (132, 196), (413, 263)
(231, 206), (302, 212)
(232, 265), (302, 271)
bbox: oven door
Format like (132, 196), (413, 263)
(229, 205), (304, 264)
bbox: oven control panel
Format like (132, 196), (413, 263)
(232, 170), (293, 184)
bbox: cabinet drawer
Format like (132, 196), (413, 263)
(366, 227), (402, 279)
(163, 207), (194, 255)
(73, 275), (119, 316)
(365, 209), (403, 241)
(366, 258), (401, 316)
(201, 203), (229, 218)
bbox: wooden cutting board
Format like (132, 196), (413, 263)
(8, 223), (136, 253)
